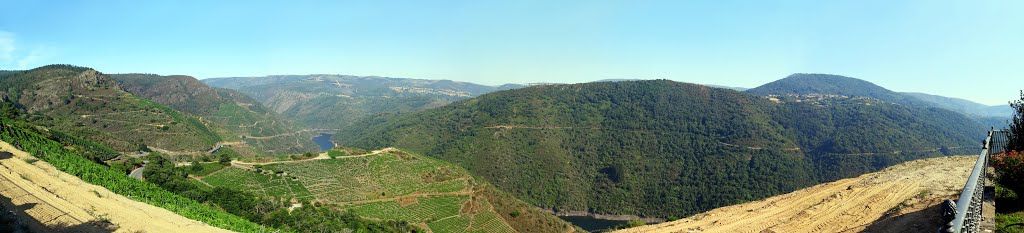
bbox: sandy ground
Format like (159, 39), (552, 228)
(0, 140), (233, 233)
(615, 156), (981, 233)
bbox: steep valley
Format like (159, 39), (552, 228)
(0, 65), (1005, 232)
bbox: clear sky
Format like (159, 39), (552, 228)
(0, 0), (1020, 105)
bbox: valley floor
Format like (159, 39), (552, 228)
(0, 140), (232, 233)
(615, 155), (983, 233)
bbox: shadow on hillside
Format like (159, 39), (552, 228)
(862, 203), (944, 233)
(0, 154), (119, 233)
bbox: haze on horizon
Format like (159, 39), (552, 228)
(0, 0), (1020, 105)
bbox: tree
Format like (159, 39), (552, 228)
(137, 143), (151, 152)
(218, 152), (232, 164)
(191, 161), (203, 173)
(1008, 91), (1024, 153)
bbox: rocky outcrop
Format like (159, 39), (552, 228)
(112, 74), (222, 115)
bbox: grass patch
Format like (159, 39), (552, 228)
(998, 211), (1024, 233)
(998, 182), (1024, 232)
(327, 149), (348, 158)
(185, 162), (226, 176)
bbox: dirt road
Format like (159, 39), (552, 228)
(615, 156), (976, 233)
(231, 147), (397, 167)
(0, 140), (232, 233)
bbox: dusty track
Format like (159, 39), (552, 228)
(615, 156), (975, 233)
(0, 140), (232, 233)
(231, 147), (397, 167)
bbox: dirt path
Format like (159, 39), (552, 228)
(232, 147), (397, 166)
(615, 156), (976, 233)
(0, 140), (232, 233)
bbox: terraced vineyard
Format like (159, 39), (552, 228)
(201, 149), (521, 232)
(201, 167), (315, 202)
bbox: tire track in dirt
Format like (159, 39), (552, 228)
(615, 156), (974, 233)
(0, 141), (232, 233)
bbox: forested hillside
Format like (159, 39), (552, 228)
(203, 75), (523, 130)
(336, 80), (985, 218)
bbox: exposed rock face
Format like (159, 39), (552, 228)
(20, 68), (119, 113)
(113, 74), (222, 115)
(0, 65), (233, 151)
(262, 91), (320, 113)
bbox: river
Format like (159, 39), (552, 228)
(559, 216), (628, 232)
(311, 133), (334, 151)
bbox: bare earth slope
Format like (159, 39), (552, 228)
(615, 156), (974, 233)
(0, 140), (231, 233)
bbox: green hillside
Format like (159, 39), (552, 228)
(335, 80), (985, 218)
(202, 75), (524, 130)
(198, 148), (576, 233)
(0, 65), (221, 152)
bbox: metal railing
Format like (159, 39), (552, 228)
(942, 129), (1007, 233)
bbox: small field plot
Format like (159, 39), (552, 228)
(263, 151), (470, 203)
(202, 149), (518, 232)
(347, 196), (467, 222)
(201, 167), (314, 201)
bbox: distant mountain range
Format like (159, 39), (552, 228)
(110, 73), (320, 155)
(0, 65), (317, 156)
(902, 92), (1010, 118)
(746, 73), (1011, 128)
(202, 75), (525, 130)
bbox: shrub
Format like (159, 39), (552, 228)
(993, 150), (1024, 193)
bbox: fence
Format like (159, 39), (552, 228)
(941, 130), (1007, 233)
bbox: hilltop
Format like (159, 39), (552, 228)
(745, 73), (928, 106)
(745, 73), (1010, 129)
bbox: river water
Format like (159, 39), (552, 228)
(311, 133), (334, 151)
(559, 216), (628, 232)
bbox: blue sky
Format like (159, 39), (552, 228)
(0, 0), (1020, 105)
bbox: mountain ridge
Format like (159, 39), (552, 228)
(0, 65), (222, 153)
(335, 79), (984, 218)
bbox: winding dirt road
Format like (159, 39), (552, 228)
(615, 156), (978, 233)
